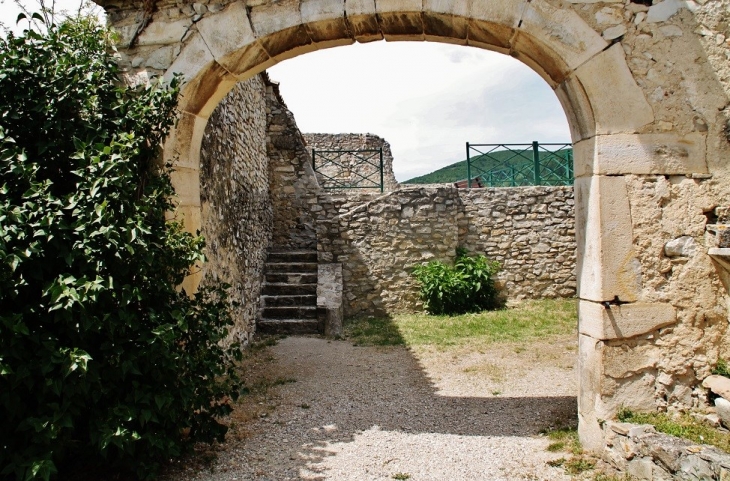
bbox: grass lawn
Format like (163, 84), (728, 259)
(344, 298), (577, 349)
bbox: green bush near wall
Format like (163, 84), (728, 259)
(0, 19), (240, 480)
(412, 248), (502, 315)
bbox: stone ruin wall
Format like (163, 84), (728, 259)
(199, 74), (272, 345)
(315, 185), (577, 317)
(302, 133), (399, 192)
(266, 80), (320, 250)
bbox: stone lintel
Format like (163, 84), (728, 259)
(579, 300), (677, 340)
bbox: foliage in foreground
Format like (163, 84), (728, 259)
(0, 19), (240, 480)
(345, 298), (577, 348)
(617, 409), (730, 453)
(412, 248), (502, 315)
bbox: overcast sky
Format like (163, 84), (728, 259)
(268, 41), (570, 181)
(1, 0), (571, 182)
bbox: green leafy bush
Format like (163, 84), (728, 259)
(0, 19), (240, 480)
(412, 248), (502, 315)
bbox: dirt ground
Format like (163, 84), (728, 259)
(161, 331), (590, 481)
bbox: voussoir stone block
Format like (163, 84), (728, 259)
(197, 2), (259, 70)
(301, 0), (350, 41)
(137, 18), (192, 46)
(518, 0), (607, 77)
(575, 175), (642, 303)
(573, 133), (708, 177)
(164, 33), (215, 85)
(579, 300), (677, 340)
(572, 44), (654, 135)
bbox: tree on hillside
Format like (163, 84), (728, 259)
(0, 17), (240, 481)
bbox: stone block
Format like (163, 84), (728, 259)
(176, 61), (239, 118)
(517, 0), (607, 83)
(467, 0), (525, 26)
(318, 263), (343, 337)
(376, 0), (423, 39)
(423, 11), (468, 45)
(575, 175), (642, 303)
(572, 44), (654, 135)
(170, 167), (202, 208)
(555, 75), (596, 143)
(301, 0), (350, 42)
(467, 19), (513, 54)
(164, 112), (208, 170)
(579, 301), (677, 340)
(197, 1), (262, 75)
(137, 18), (192, 46)
(164, 33), (215, 85)
(703, 375), (730, 401)
(573, 133), (708, 177)
(250, 0), (304, 38)
(578, 333), (606, 452)
(344, 0), (381, 42)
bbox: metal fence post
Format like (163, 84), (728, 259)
(532, 141), (541, 185)
(312, 149), (316, 170)
(466, 142), (471, 189)
(379, 148), (384, 193)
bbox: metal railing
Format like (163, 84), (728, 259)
(312, 148), (384, 192)
(464, 141), (573, 188)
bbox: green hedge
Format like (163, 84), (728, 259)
(0, 19), (241, 480)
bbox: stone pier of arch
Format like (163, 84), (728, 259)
(97, 0), (730, 454)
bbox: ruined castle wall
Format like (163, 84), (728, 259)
(315, 186), (576, 317)
(303, 133), (399, 192)
(199, 75), (272, 344)
(266, 81), (320, 250)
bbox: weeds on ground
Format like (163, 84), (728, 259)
(392, 473), (411, 480)
(541, 426), (582, 455)
(344, 298), (577, 348)
(617, 408), (730, 453)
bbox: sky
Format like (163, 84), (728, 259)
(0, 0), (571, 182)
(268, 41), (571, 182)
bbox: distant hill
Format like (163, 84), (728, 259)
(403, 147), (573, 186)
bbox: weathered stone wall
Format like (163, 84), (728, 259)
(303, 133), (399, 192)
(602, 421), (730, 480)
(315, 185), (576, 317)
(266, 79), (320, 250)
(199, 75), (272, 344)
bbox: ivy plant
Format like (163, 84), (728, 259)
(0, 18), (241, 480)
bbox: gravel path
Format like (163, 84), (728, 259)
(163, 336), (579, 481)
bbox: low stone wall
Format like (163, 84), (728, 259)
(303, 133), (399, 192)
(602, 421), (730, 480)
(199, 75), (272, 344)
(315, 185), (576, 318)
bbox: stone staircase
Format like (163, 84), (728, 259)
(257, 250), (320, 334)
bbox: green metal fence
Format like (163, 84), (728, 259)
(312, 148), (384, 192)
(465, 141), (573, 188)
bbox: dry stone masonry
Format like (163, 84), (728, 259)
(315, 185), (576, 317)
(100, 0), (730, 462)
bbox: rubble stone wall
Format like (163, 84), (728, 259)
(315, 185), (576, 317)
(199, 75), (272, 345)
(303, 133), (399, 192)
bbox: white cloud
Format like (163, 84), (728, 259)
(268, 40), (570, 182)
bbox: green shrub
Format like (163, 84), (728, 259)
(412, 248), (501, 315)
(0, 18), (240, 480)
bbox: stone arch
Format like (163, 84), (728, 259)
(106, 0), (725, 453)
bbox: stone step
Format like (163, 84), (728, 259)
(260, 294), (317, 307)
(265, 262), (318, 274)
(265, 272), (318, 284)
(257, 319), (321, 335)
(261, 283), (317, 296)
(268, 251), (318, 263)
(259, 306), (317, 319)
